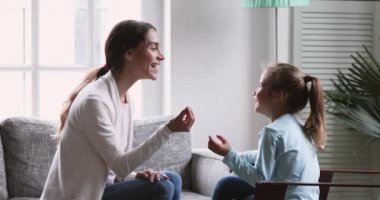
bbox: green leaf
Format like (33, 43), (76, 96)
(326, 45), (380, 140)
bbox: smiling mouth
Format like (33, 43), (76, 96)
(151, 63), (160, 68)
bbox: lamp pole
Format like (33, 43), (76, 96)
(241, 0), (310, 63)
(275, 7), (278, 62)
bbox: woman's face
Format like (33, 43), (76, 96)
(131, 28), (165, 80)
(253, 71), (272, 116)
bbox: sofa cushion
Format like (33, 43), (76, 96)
(181, 190), (210, 200)
(133, 115), (192, 190)
(191, 149), (232, 196)
(0, 128), (8, 200)
(0, 117), (57, 198)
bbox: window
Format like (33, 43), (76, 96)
(0, 0), (142, 120)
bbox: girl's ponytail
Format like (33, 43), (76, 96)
(304, 75), (326, 150)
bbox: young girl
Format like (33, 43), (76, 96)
(41, 20), (195, 200)
(208, 63), (325, 200)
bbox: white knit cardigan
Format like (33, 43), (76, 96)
(41, 72), (172, 200)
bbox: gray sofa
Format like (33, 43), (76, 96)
(0, 116), (232, 200)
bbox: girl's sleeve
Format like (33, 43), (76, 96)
(78, 98), (172, 178)
(255, 127), (281, 181)
(223, 127), (280, 186)
(238, 150), (259, 164)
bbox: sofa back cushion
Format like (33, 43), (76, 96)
(0, 115), (192, 197)
(133, 116), (192, 190)
(0, 117), (57, 198)
(0, 130), (8, 200)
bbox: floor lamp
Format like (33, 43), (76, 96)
(241, 0), (310, 62)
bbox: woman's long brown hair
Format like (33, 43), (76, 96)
(54, 20), (156, 142)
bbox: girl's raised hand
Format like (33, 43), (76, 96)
(167, 106), (195, 132)
(208, 134), (231, 156)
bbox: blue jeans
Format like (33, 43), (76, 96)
(212, 176), (255, 200)
(102, 170), (182, 200)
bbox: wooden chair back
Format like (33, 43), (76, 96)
(319, 169), (380, 200)
(254, 169), (380, 200)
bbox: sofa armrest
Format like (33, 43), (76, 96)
(190, 148), (232, 196)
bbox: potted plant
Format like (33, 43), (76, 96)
(325, 45), (380, 143)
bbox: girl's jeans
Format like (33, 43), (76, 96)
(212, 176), (255, 200)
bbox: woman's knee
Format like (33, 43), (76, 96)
(153, 179), (175, 200)
(164, 171), (182, 187)
(163, 171), (182, 200)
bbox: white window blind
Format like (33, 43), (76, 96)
(293, 1), (377, 199)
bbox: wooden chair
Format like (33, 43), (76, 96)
(254, 169), (380, 200)
(319, 169), (380, 200)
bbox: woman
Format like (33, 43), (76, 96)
(41, 20), (195, 200)
(208, 63), (325, 200)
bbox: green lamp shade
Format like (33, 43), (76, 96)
(242, 0), (309, 8)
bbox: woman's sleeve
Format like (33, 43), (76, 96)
(78, 98), (172, 178)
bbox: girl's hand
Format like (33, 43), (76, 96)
(136, 169), (169, 182)
(167, 106), (195, 132)
(208, 134), (231, 156)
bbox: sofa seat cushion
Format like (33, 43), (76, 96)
(191, 149), (232, 196)
(180, 190), (210, 200)
(0, 117), (57, 198)
(9, 193), (210, 200)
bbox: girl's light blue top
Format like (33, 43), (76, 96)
(223, 114), (319, 200)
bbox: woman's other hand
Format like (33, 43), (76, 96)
(167, 106), (195, 132)
(135, 169), (169, 182)
(208, 134), (231, 156)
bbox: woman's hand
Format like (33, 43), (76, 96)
(136, 169), (169, 182)
(167, 106), (195, 132)
(208, 134), (231, 156)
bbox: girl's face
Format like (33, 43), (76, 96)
(253, 72), (270, 115)
(254, 70), (286, 119)
(253, 71), (273, 117)
(130, 28), (165, 80)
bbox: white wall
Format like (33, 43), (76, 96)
(170, 0), (271, 150)
(141, 0), (165, 116)
(140, 0), (380, 151)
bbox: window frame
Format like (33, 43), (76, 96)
(0, 0), (142, 119)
